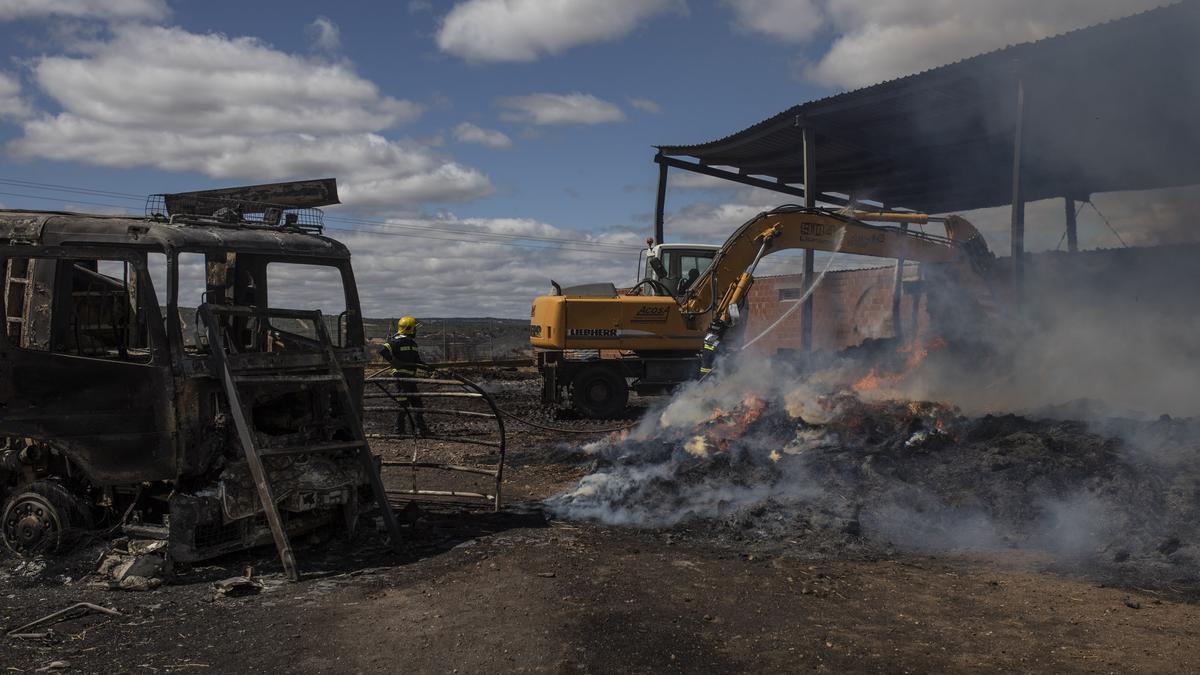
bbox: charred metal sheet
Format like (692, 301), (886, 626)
(163, 178), (340, 215)
(0, 214), (52, 244)
(2, 357), (173, 483)
(217, 456), (362, 521)
(1, 195), (384, 570)
(22, 258), (53, 351)
(0, 211), (348, 258)
(0, 360), (10, 407)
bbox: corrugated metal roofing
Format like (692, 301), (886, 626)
(658, 1), (1200, 214)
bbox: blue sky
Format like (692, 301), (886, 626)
(0, 0), (1185, 316)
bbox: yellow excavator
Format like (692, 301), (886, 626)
(531, 205), (992, 417)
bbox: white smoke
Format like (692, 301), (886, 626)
(546, 346), (1200, 581)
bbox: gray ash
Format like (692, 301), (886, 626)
(548, 383), (1200, 593)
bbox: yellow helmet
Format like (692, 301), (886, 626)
(396, 316), (421, 335)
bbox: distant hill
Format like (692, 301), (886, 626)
(367, 317), (530, 362)
(177, 310), (531, 363)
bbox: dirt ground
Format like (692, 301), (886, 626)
(2, 373), (1199, 673)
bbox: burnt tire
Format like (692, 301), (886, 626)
(570, 365), (629, 419)
(2, 480), (92, 557)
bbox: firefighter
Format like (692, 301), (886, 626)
(380, 315), (430, 436)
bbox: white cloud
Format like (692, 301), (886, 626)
(0, 72), (31, 120)
(15, 118), (492, 208)
(0, 0), (168, 21)
(664, 183), (1200, 277)
(956, 185), (1200, 255)
(32, 25), (417, 134)
(723, 0), (1167, 89)
(308, 15), (341, 51)
(496, 92), (625, 126)
(316, 183), (1200, 317)
(666, 200), (766, 244)
(453, 122), (513, 149)
(669, 172), (737, 191)
(10, 25), (494, 209)
(436, 0), (682, 62)
(724, 0), (823, 43)
(315, 215), (646, 317)
(629, 97), (662, 114)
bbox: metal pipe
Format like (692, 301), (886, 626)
(361, 391), (482, 400)
(850, 211), (944, 224)
(365, 433), (502, 448)
(362, 407), (496, 419)
(386, 489), (495, 500)
(7, 603), (121, 637)
(366, 377), (466, 385)
(380, 461), (500, 477)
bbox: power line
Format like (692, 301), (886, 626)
(0, 177), (145, 200)
(0, 174), (648, 253)
(325, 213), (642, 253)
(1087, 200), (1129, 248)
(323, 226), (640, 258)
(0, 175), (834, 264)
(0, 189), (138, 213)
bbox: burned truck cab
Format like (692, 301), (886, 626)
(0, 179), (376, 563)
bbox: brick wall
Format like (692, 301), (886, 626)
(744, 263), (928, 355)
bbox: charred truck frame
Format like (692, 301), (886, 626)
(0, 179), (402, 575)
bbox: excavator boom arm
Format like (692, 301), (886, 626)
(681, 206), (988, 319)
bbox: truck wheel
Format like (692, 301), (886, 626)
(571, 365), (629, 419)
(1, 480), (92, 557)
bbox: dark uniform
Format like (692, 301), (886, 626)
(381, 333), (430, 435)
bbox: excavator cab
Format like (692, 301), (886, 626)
(637, 243), (719, 297)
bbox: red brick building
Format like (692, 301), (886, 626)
(742, 263), (930, 355)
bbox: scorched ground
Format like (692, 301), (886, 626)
(2, 369), (1198, 673)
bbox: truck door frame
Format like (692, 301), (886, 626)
(0, 244), (177, 484)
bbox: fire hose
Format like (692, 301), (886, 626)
(697, 231), (846, 384)
(741, 247), (843, 350)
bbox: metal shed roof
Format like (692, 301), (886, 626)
(656, 1), (1200, 215)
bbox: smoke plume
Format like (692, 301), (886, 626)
(547, 348), (1200, 586)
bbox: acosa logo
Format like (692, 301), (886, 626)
(633, 305), (671, 321)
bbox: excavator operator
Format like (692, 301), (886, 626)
(381, 315), (430, 436)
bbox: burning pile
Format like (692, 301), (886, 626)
(548, 354), (1200, 587)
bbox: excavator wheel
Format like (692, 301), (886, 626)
(1, 480), (92, 557)
(570, 365), (629, 419)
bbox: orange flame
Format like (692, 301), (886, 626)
(695, 396), (771, 453)
(853, 369), (884, 392)
(852, 337), (947, 394)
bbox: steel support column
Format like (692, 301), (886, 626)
(802, 127), (816, 352)
(1065, 196), (1078, 253)
(1010, 78), (1027, 301)
(891, 222), (909, 341)
(654, 155), (668, 245)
